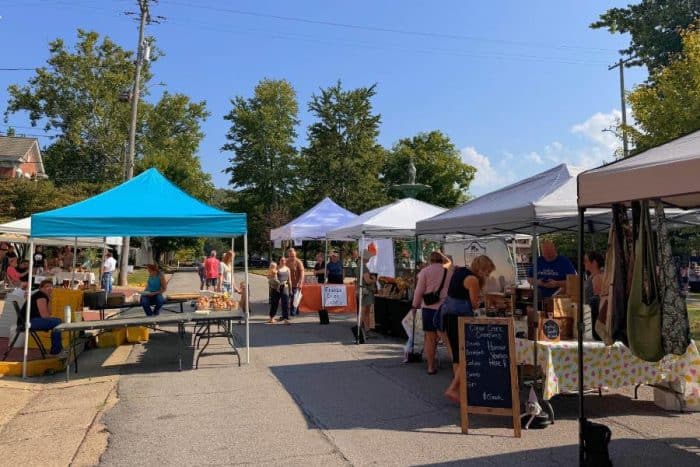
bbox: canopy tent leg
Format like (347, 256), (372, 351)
(324, 240), (329, 273)
(22, 241), (35, 379)
(357, 234), (365, 344)
(231, 237), (235, 277)
(578, 208), (586, 465)
(244, 234), (250, 364)
(531, 225), (540, 383)
(71, 237), (77, 287)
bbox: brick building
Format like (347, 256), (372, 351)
(0, 136), (47, 180)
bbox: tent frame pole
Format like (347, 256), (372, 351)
(244, 234), (250, 364)
(357, 234), (365, 344)
(22, 240), (35, 379)
(71, 237), (77, 287)
(577, 208), (586, 465)
(531, 225), (540, 379)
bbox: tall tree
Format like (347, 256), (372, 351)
(5, 29), (150, 184)
(222, 78), (299, 249)
(0, 179), (81, 223)
(137, 92), (214, 263)
(300, 81), (388, 213)
(382, 131), (475, 207)
(591, 0), (700, 73)
(626, 25), (700, 150)
(138, 92), (213, 199)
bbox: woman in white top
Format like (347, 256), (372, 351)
(219, 251), (235, 294)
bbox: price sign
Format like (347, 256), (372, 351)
(322, 285), (347, 307)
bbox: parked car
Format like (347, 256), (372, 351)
(233, 255), (270, 268)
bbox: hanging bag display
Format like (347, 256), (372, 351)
(654, 202), (691, 355)
(626, 202), (664, 362)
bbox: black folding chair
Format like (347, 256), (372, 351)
(1, 301), (48, 361)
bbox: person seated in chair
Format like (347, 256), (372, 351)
(140, 264), (167, 316)
(24, 279), (64, 356)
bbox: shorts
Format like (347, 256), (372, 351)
(421, 307), (439, 332)
(206, 278), (218, 287)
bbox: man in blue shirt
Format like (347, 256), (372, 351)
(527, 240), (577, 300)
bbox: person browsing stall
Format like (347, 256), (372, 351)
(287, 248), (304, 316)
(204, 250), (220, 291)
(527, 240), (576, 301)
(410, 251), (452, 375)
(313, 253), (326, 283)
(441, 255), (496, 404)
(140, 264), (167, 316)
(24, 279), (65, 356)
(101, 251), (117, 294)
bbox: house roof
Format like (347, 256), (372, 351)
(0, 136), (38, 160)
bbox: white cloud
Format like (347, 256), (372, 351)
(526, 152), (543, 164)
(460, 146), (515, 192)
(571, 109), (621, 153)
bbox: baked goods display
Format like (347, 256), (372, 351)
(195, 294), (238, 311)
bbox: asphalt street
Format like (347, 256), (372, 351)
(99, 272), (700, 466)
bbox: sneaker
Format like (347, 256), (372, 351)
(282, 319), (291, 325)
(52, 350), (69, 360)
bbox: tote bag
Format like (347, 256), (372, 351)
(627, 202), (664, 362)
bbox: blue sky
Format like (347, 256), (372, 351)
(0, 0), (647, 196)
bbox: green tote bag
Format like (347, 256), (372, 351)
(626, 202), (664, 362)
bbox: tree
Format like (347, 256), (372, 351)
(625, 25), (700, 150)
(0, 179), (82, 222)
(591, 0), (700, 73)
(300, 81), (388, 214)
(222, 79), (300, 250)
(138, 92), (213, 199)
(382, 131), (475, 207)
(5, 29), (150, 184)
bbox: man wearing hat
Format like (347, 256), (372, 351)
(326, 251), (344, 284)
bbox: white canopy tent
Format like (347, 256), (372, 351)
(270, 197), (357, 242)
(575, 129), (700, 463)
(578, 130), (700, 209)
(416, 164), (609, 237)
(326, 198), (446, 240)
(326, 197), (446, 342)
(0, 217), (123, 247)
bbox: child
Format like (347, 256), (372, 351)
(267, 262), (280, 323)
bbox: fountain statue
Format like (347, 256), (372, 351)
(392, 157), (430, 198)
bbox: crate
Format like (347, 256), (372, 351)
(97, 328), (126, 348)
(50, 289), (84, 318)
(126, 326), (149, 343)
(106, 293), (125, 306)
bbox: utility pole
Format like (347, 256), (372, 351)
(118, 0), (149, 286)
(608, 57), (634, 158)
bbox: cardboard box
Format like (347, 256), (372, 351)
(126, 326), (149, 343)
(566, 274), (580, 302)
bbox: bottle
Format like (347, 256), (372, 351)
(64, 305), (72, 323)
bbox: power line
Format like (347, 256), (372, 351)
(0, 68), (35, 71)
(161, 0), (617, 55)
(161, 17), (610, 67)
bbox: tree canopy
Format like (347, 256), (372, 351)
(626, 25), (700, 150)
(222, 78), (299, 251)
(300, 81), (388, 213)
(591, 0), (700, 73)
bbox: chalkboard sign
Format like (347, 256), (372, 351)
(459, 317), (521, 437)
(540, 318), (560, 342)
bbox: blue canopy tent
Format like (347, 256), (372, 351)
(23, 169), (249, 377)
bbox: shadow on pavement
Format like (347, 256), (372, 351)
(416, 437), (700, 467)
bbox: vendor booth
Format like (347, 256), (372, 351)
(327, 197), (447, 340)
(270, 197), (358, 314)
(21, 169), (249, 378)
(577, 130), (700, 462)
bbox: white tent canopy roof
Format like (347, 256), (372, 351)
(417, 164), (608, 236)
(578, 130), (700, 209)
(326, 198), (446, 239)
(269, 197), (357, 241)
(0, 217), (123, 247)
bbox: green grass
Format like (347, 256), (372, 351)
(688, 303), (700, 341)
(126, 269), (149, 288)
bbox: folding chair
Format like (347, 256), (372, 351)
(1, 301), (48, 360)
